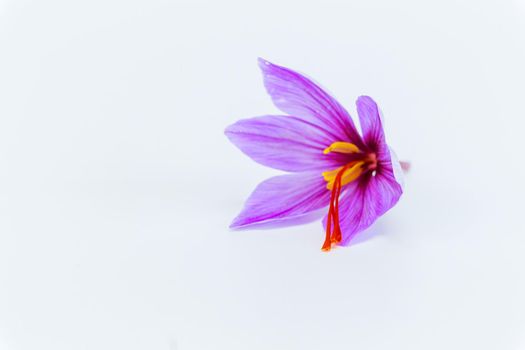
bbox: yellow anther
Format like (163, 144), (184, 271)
(323, 142), (361, 155)
(322, 167), (342, 182)
(324, 161), (365, 190)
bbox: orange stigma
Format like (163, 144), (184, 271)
(321, 142), (377, 251)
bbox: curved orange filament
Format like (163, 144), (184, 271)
(321, 142), (378, 252)
(322, 163), (350, 251)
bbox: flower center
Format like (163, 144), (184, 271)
(321, 142), (377, 251)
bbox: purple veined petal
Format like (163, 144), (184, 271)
(322, 168), (403, 245)
(356, 95), (385, 148)
(258, 58), (365, 148)
(225, 115), (350, 172)
(356, 96), (399, 177)
(230, 172), (331, 229)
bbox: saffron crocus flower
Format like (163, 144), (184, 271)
(225, 59), (405, 251)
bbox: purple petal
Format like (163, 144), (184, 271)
(231, 172), (330, 229)
(356, 96), (403, 188)
(356, 95), (385, 148)
(259, 58), (364, 148)
(323, 170), (402, 244)
(225, 115), (350, 172)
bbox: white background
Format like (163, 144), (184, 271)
(1, 0), (525, 349)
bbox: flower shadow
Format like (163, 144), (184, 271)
(230, 209), (391, 250)
(341, 220), (387, 247)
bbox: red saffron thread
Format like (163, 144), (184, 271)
(322, 163), (351, 251)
